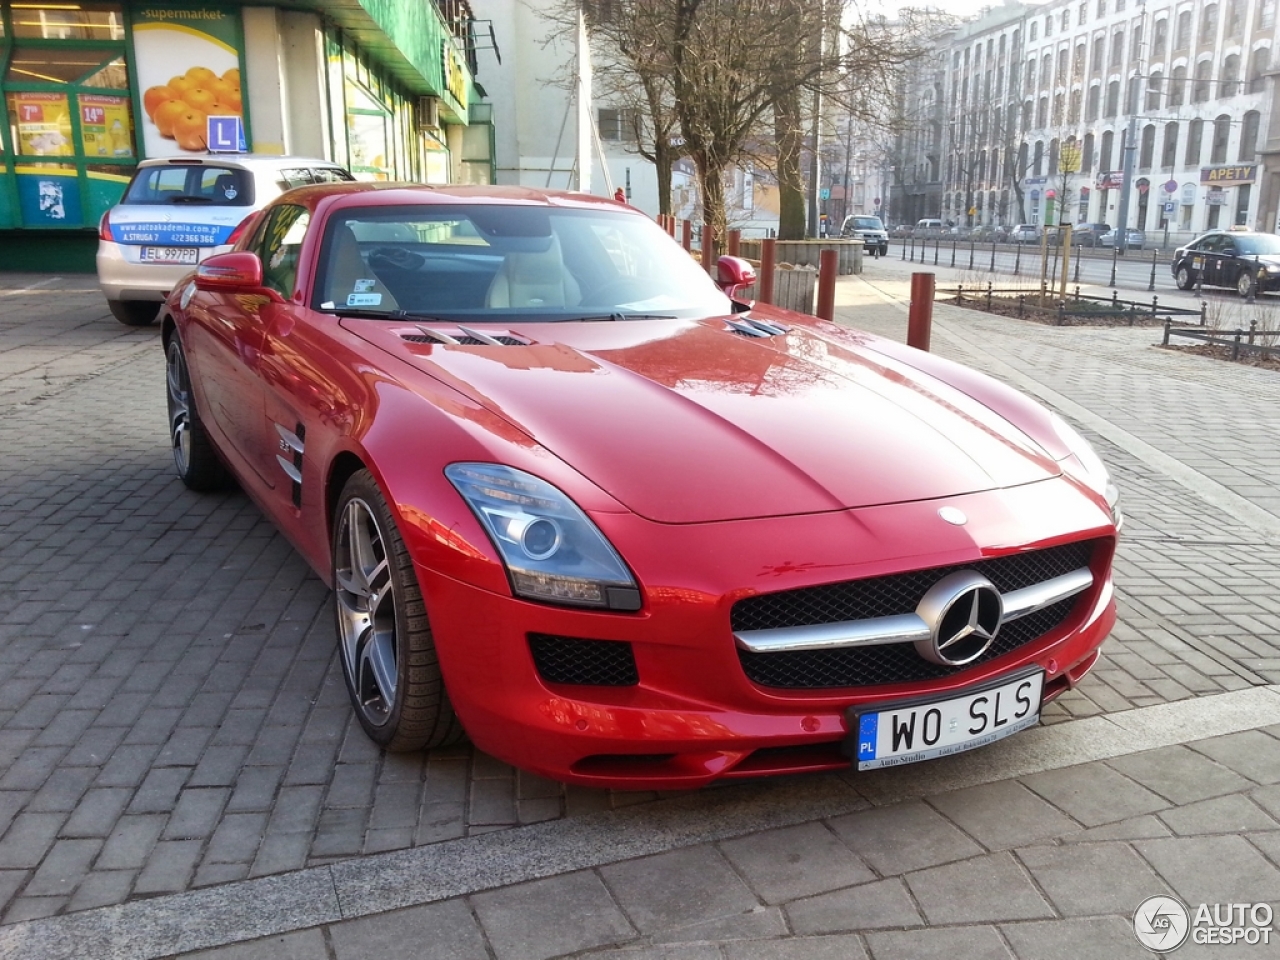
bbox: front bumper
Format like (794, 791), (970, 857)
(415, 478), (1118, 789)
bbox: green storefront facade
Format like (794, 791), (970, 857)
(0, 0), (492, 269)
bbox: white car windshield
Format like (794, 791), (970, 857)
(313, 204), (733, 321)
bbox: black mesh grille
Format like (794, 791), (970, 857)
(529, 633), (638, 686)
(733, 540), (1097, 690)
(400, 334), (526, 346)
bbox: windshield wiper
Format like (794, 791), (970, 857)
(319, 307), (456, 323)
(563, 312), (677, 322)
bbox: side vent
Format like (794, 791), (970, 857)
(725, 317), (789, 338)
(275, 422), (305, 507)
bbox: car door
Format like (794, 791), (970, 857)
(1197, 234), (1225, 286)
(181, 209), (291, 487)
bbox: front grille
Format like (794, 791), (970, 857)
(528, 633), (638, 686)
(733, 541), (1096, 690)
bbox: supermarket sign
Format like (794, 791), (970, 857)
(1200, 164), (1257, 186)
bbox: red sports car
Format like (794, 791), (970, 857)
(161, 183), (1120, 789)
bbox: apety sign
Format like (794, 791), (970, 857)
(1200, 164), (1258, 186)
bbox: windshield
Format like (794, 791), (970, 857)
(1233, 235), (1280, 255)
(850, 217), (883, 229)
(123, 165), (253, 206)
(313, 204), (733, 321)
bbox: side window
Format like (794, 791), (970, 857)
(313, 166), (355, 183)
(254, 204), (311, 297)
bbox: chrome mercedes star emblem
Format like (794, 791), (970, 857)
(914, 571), (1004, 666)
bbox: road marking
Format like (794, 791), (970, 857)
(0, 278), (61, 297)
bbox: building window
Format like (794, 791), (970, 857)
(1100, 129), (1114, 170)
(597, 108), (636, 142)
(1161, 122), (1179, 168)
(1092, 36), (1104, 73)
(1227, 0), (1244, 37)
(1221, 55), (1241, 96)
(1097, 0), (1106, 17)
(1030, 21), (1038, 40)
(1153, 18), (1168, 59)
(1248, 47), (1270, 93)
(1210, 114), (1231, 163)
(1240, 109), (1260, 158)
(1083, 131), (1095, 172)
(1110, 31), (1124, 68)
(1087, 83), (1100, 120)
(1105, 79), (1120, 116)
(1147, 70), (1164, 110)
(1201, 4), (1219, 43)
(1139, 124), (1155, 169)
(1176, 11), (1192, 49)
(1185, 117), (1203, 164)
(1262, 0), (1276, 29)
(1131, 25), (1143, 62)
(1192, 60), (1212, 102)
(1171, 65), (1187, 105)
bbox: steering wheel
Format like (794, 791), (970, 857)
(578, 276), (653, 308)
(369, 246), (425, 273)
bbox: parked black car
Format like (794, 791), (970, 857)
(1171, 230), (1280, 297)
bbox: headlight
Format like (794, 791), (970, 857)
(1048, 414), (1122, 530)
(445, 463), (642, 611)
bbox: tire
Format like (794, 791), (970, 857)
(1175, 265), (1195, 291)
(165, 337), (228, 491)
(333, 470), (464, 752)
(108, 299), (159, 326)
(1237, 270), (1256, 299)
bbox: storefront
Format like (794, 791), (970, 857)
(1, 1), (494, 267)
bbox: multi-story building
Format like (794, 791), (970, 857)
(896, 0), (1277, 237)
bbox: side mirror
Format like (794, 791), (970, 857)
(717, 255), (757, 298)
(195, 252), (281, 301)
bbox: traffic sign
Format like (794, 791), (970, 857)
(1164, 179), (1178, 193)
(1163, 201), (1176, 213)
(207, 115), (246, 153)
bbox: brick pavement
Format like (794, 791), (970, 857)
(1, 262), (1279, 958)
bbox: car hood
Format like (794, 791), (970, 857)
(345, 316), (1061, 523)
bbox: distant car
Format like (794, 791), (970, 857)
(1099, 228), (1145, 250)
(1171, 229), (1280, 297)
(97, 154), (353, 326)
(159, 182), (1120, 788)
(1073, 223), (1112, 247)
(1011, 224), (1041, 244)
(840, 215), (889, 256)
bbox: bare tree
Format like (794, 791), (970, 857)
(566, 0), (927, 242)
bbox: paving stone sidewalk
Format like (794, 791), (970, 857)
(1, 264), (1279, 958)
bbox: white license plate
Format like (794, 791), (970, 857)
(852, 671), (1044, 770)
(140, 246), (199, 264)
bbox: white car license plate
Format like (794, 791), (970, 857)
(140, 246), (199, 265)
(852, 671), (1044, 771)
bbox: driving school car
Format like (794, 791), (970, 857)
(97, 154), (352, 326)
(160, 182), (1121, 789)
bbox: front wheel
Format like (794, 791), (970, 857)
(1237, 270), (1256, 299)
(333, 470), (464, 752)
(1175, 265), (1195, 290)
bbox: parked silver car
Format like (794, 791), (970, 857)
(840, 215), (889, 256)
(97, 154), (352, 325)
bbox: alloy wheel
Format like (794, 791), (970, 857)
(334, 497), (399, 728)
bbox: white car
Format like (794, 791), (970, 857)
(97, 154), (352, 326)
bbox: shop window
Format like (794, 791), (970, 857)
(597, 108), (637, 142)
(6, 46), (123, 85)
(11, 4), (124, 41)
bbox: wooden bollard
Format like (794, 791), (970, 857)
(681, 220), (692, 251)
(759, 238), (776, 304)
(701, 223), (715, 274)
(727, 229), (740, 257)
(908, 272), (934, 351)
(816, 248), (837, 320)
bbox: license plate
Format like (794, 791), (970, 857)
(140, 246), (199, 264)
(850, 671), (1044, 771)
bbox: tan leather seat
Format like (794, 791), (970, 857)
(325, 225), (399, 310)
(486, 234), (581, 308)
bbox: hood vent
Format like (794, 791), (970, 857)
(402, 324), (528, 346)
(725, 317), (789, 338)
